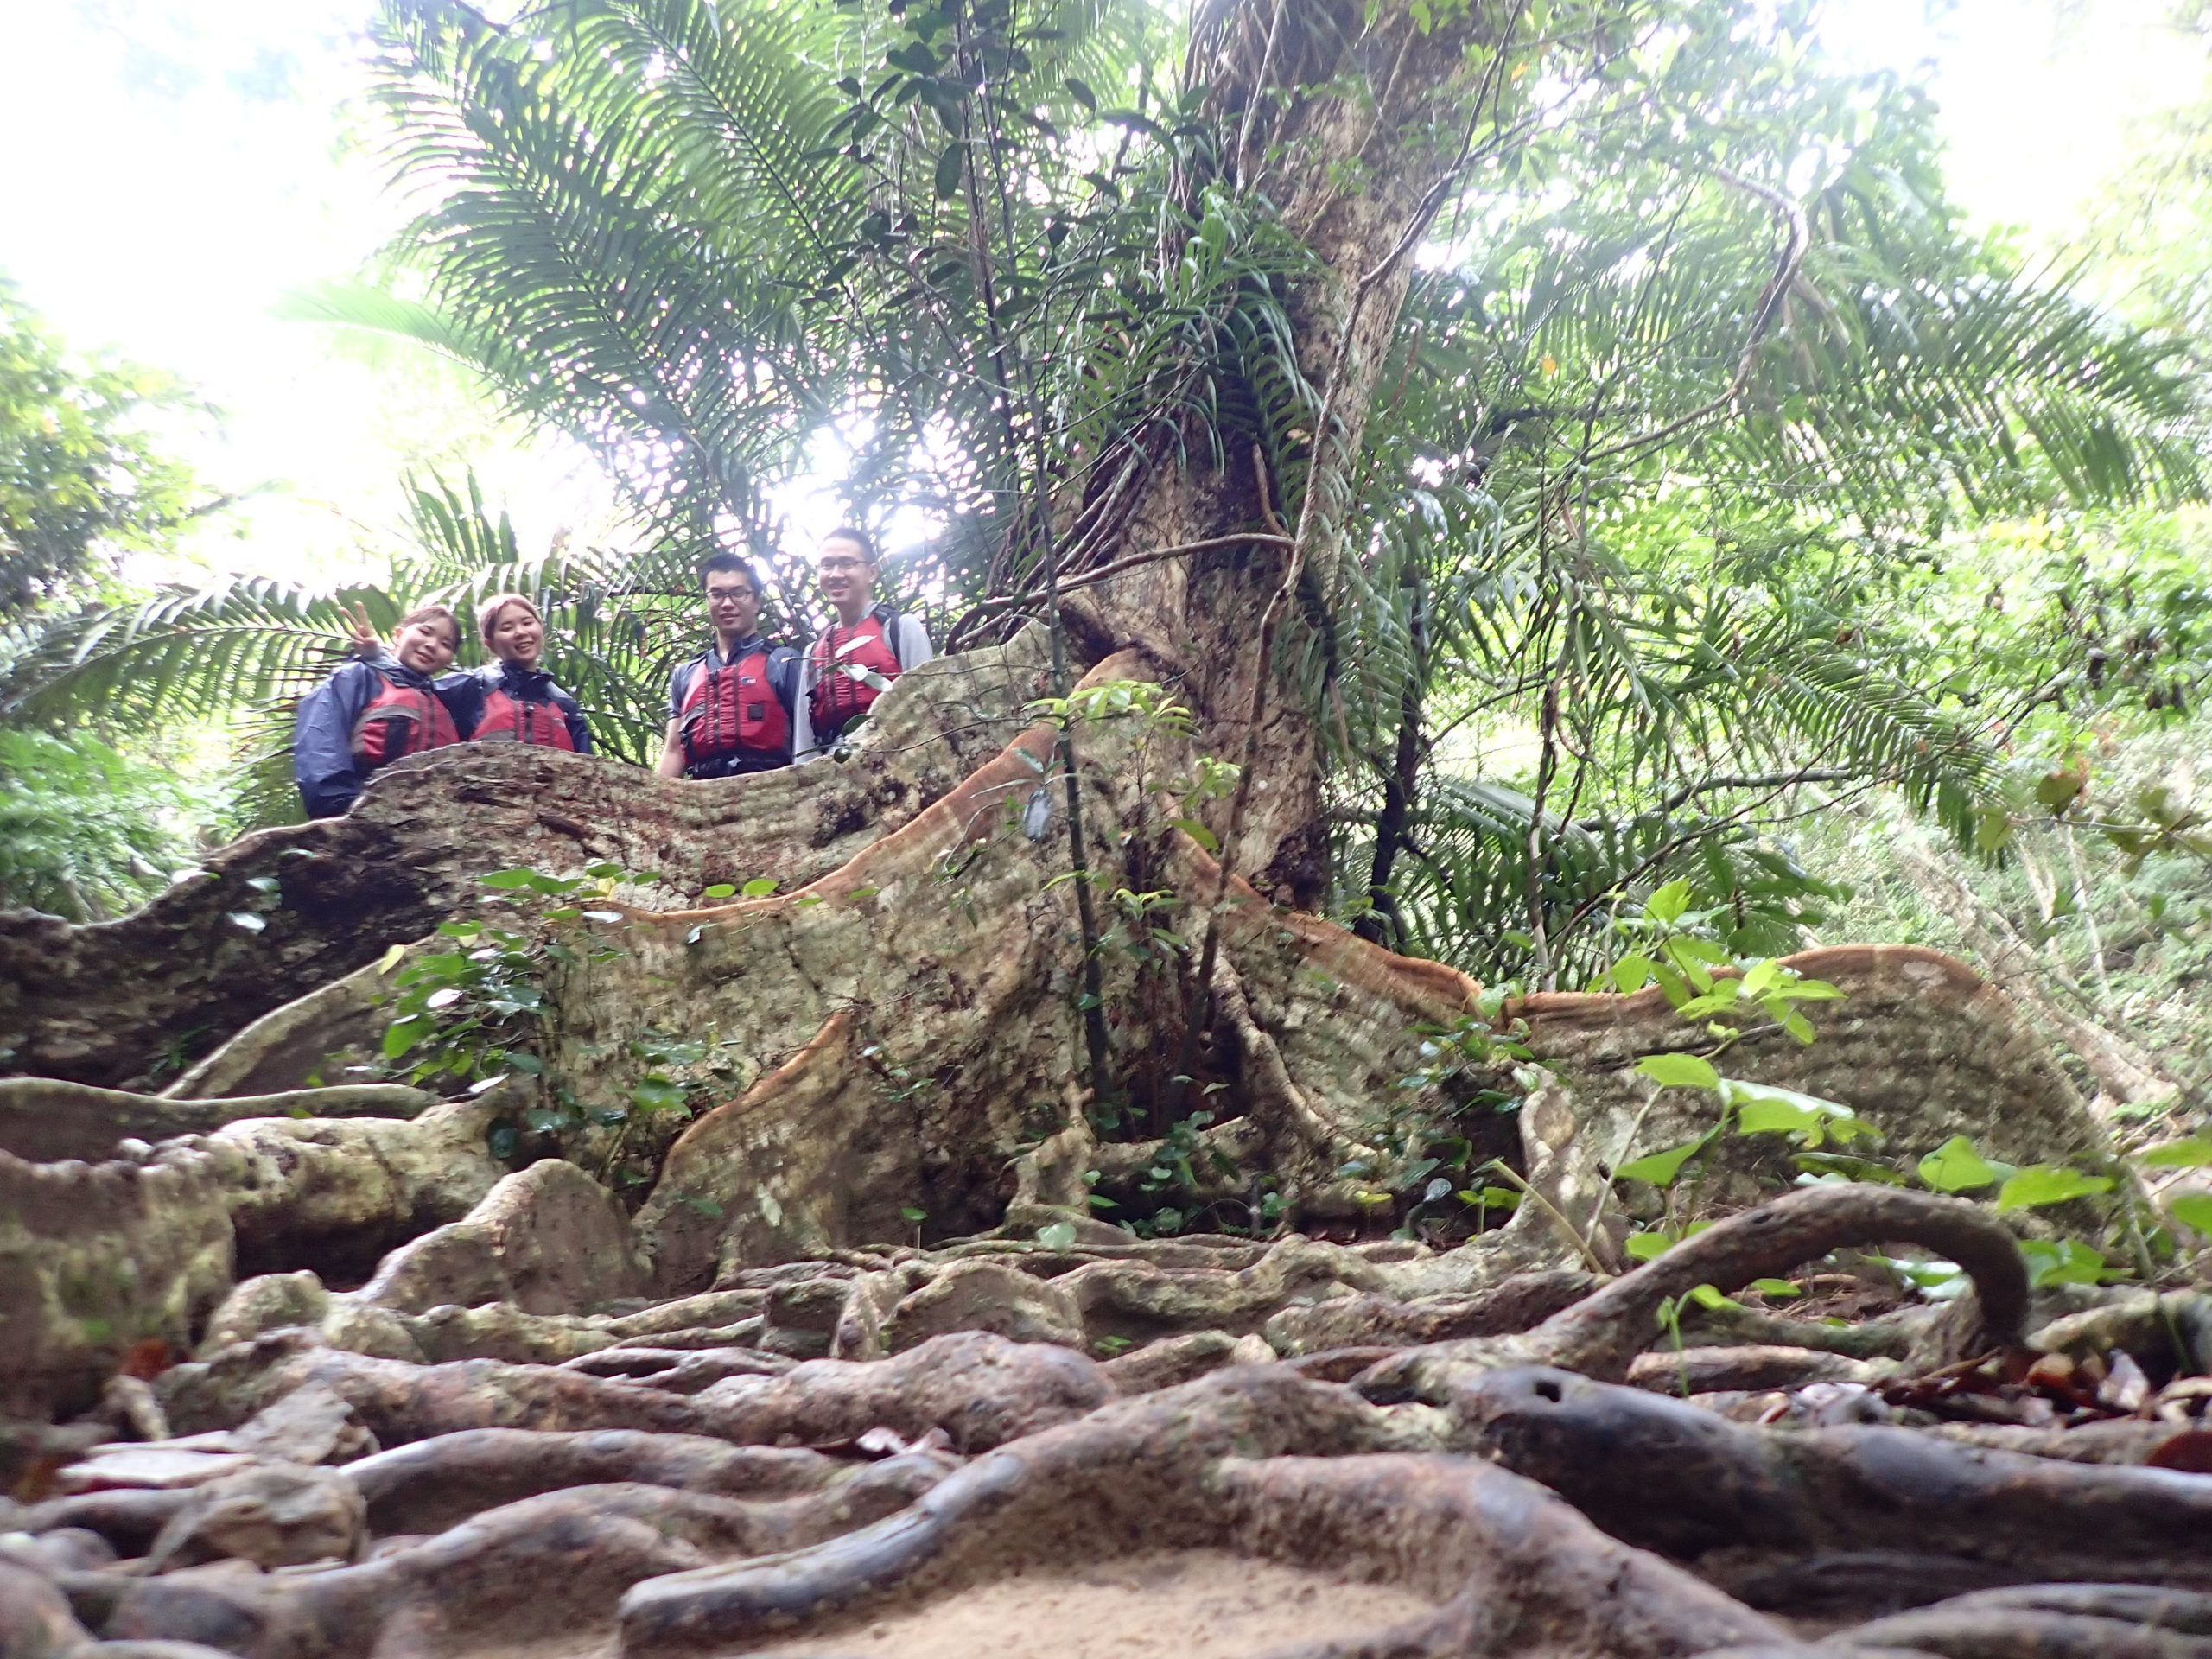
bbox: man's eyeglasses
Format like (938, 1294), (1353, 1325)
(706, 587), (756, 605)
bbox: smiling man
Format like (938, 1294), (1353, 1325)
(658, 551), (808, 779)
(798, 526), (932, 760)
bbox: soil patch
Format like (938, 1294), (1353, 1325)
(755, 1548), (1439, 1658)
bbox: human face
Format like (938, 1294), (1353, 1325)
(704, 572), (761, 643)
(487, 601), (544, 668)
(393, 618), (459, 675)
(817, 537), (876, 619)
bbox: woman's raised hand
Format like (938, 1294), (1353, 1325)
(344, 601), (382, 658)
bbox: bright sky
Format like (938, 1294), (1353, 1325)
(1818, 0), (2206, 238)
(0, 0), (2202, 589)
(0, 0), (613, 586)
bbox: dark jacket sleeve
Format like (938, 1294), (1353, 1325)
(435, 671), (484, 739)
(293, 661), (378, 819)
(669, 660), (694, 722)
(556, 685), (594, 755)
(770, 648), (803, 721)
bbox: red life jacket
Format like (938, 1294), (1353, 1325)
(474, 685), (578, 751)
(809, 609), (905, 737)
(349, 668), (460, 770)
(681, 648), (791, 770)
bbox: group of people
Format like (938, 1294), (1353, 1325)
(294, 528), (932, 819)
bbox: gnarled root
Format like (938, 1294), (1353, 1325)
(1262, 1268), (1595, 1355)
(2, 1095), (507, 1416)
(160, 1330), (1114, 1455)
(0, 629), (1053, 1093)
(105, 1459), (957, 1659)
(341, 1428), (853, 1535)
(1453, 1366), (2212, 1599)
(1835, 1586), (2212, 1657)
(616, 1366), (1788, 1659)
(0, 1078), (432, 1165)
(353, 1158), (651, 1317)
(1359, 1183), (2030, 1402)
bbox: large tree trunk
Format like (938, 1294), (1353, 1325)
(0, 4), (2198, 1655)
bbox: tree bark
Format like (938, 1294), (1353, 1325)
(0, 6), (2194, 1655)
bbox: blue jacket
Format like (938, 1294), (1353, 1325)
(293, 654), (473, 819)
(448, 660), (594, 753)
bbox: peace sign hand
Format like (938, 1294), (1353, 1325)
(343, 601), (381, 658)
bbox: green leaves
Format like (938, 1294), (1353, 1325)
(1645, 879), (1692, 925)
(2168, 1194), (2212, 1236)
(1634, 1052), (1719, 1090)
(933, 141), (965, 200)
(629, 1076), (690, 1116)
(483, 868), (583, 895)
(1614, 1137), (1709, 1186)
(1724, 1081), (1873, 1149)
(2018, 1238), (2108, 1289)
(1908, 1137), (2113, 1210)
(0, 279), (209, 622)
(1916, 1135), (1999, 1193)
(2141, 1139), (2212, 1169)
(1995, 1166), (2113, 1212)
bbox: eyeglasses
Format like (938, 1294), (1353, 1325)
(706, 587), (757, 604)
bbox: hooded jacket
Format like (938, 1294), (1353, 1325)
(448, 660), (594, 754)
(292, 652), (472, 819)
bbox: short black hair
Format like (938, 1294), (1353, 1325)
(821, 526), (878, 563)
(699, 550), (761, 594)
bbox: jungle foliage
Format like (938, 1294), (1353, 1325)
(1, 0), (2209, 1038)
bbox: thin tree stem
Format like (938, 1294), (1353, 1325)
(960, 0), (1115, 1101)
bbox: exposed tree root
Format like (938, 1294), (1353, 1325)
(0, 0), (2183, 1635)
(1452, 1365), (2212, 1595)
(105, 1461), (957, 1659)
(1510, 944), (2109, 1193)
(1624, 1345), (1887, 1395)
(4, 1184), (2211, 1658)
(3, 1093), (509, 1415)
(158, 1329), (1114, 1454)
(558, 1348), (789, 1393)
(341, 1429), (849, 1535)
(1358, 1184), (2030, 1402)
(1260, 1268), (1595, 1354)
(353, 1159), (650, 1317)
(1840, 1588), (2212, 1657)
(0, 572), (2173, 1659)
(615, 1367), (1789, 1659)
(0, 1079), (432, 1165)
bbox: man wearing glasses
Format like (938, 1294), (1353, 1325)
(798, 526), (932, 760)
(658, 552), (809, 779)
